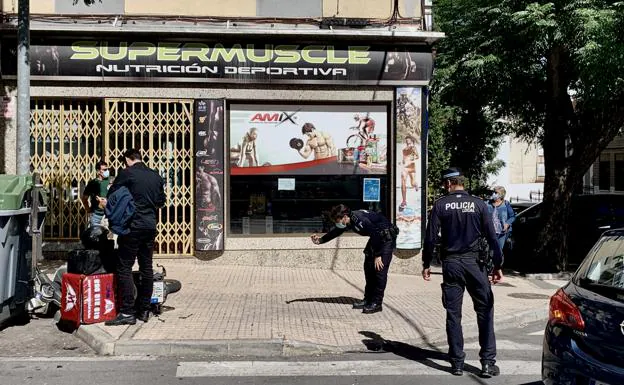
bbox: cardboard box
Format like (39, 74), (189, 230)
(61, 273), (116, 326)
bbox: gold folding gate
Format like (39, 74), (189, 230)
(30, 98), (195, 257)
(105, 99), (194, 256)
(30, 99), (103, 239)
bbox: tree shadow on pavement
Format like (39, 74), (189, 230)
(285, 296), (360, 305)
(359, 331), (484, 379)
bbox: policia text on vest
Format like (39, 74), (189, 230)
(421, 168), (503, 378)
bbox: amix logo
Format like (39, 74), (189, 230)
(249, 111), (298, 124)
(64, 282), (77, 312)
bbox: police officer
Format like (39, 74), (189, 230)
(422, 168), (503, 378)
(311, 204), (398, 314)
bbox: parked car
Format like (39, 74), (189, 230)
(506, 194), (624, 271)
(542, 229), (624, 385)
(509, 201), (538, 215)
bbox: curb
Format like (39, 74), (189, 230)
(75, 324), (116, 356)
(75, 307), (548, 357)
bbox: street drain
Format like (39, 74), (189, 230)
(507, 293), (551, 299)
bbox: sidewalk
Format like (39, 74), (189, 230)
(76, 260), (565, 357)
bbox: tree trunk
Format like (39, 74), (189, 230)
(534, 45), (624, 272)
(534, 45), (575, 272)
(536, 163), (575, 272)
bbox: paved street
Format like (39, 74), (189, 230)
(0, 315), (95, 357)
(0, 262), (556, 384)
(0, 260), (95, 358)
(0, 320), (547, 385)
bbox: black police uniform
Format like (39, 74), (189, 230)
(423, 190), (503, 370)
(320, 210), (397, 308)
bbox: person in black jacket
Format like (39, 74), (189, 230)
(422, 167), (503, 378)
(104, 149), (166, 326)
(311, 204), (398, 314)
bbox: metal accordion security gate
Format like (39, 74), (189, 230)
(30, 99), (103, 240)
(30, 98), (195, 257)
(104, 99), (194, 256)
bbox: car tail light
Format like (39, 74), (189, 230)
(549, 288), (585, 331)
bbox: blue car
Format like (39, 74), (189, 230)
(542, 229), (624, 385)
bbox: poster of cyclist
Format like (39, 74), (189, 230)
(229, 104), (388, 175)
(395, 87), (423, 249)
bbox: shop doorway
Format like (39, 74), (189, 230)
(30, 98), (195, 257)
(104, 99), (195, 256)
(30, 99), (103, 240)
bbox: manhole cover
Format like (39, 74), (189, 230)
(507, 293), (551, 299)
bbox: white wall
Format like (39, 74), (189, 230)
(488, 135), (544, 202)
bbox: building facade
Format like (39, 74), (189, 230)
(488, 135), (545, 203)
(584, 134), (624, 194)
(0, 0), (442, 272)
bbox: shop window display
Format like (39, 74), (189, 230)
(228, 104), (390, 235)
(229, 175), (389, 234)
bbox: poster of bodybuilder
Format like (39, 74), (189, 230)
(229, 104), (388, 175)
(195, 99), (225, 251)
(395, 88), (423, 249)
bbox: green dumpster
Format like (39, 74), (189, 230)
(0, 175), (46, 324)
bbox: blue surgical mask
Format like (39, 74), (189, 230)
(491, 193), (500, 201)
(335, 222), (347, 229)
(102, 170), (110, 179)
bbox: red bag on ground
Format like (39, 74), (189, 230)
(61, 273), (117, 326)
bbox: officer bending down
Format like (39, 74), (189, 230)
(311, 204), (398, 314)
(422, 168), (503, 378)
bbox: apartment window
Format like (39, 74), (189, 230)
(537, 163), (545, 178)
(599, 153), (611, 190)
(615, 154), (624, 191)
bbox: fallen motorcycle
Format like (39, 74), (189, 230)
(133, 263), (182, 315)
(28, 224), (181, 318)
(29, 262), (182, 318)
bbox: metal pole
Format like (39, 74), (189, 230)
(16, 0), (30, 175)
(30, 173), (41, 283)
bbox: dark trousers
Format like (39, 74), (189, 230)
(363, 238), (394, 304)
(441, 255), (496, 367)
(116, 229), (157, 315)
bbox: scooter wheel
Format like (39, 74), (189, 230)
(164, 279), (182, 294)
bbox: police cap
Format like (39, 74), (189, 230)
(441, 167), (463, 181)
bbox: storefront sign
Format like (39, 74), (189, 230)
(395, 87), (423, 249)
(363, 178), (381, 202)
(195, 99), (225, 251)
(0, 40), (433, 85)
(230, 104), (388, 175)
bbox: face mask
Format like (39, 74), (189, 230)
(102, 170), (110, 179)
(491, 193), (500, 201)
(335, 222), (347, 229)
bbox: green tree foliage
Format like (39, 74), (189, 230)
(427, 14), (508, 203)
(432, 0), (624, 271)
